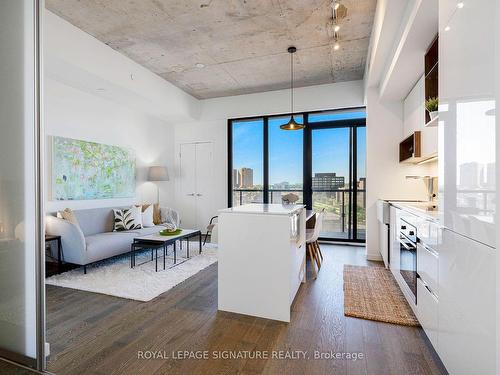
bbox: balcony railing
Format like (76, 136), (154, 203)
(232, 188), (366, 240)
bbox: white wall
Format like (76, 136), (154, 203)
(44, 78), (175, 212)
(44, 10), (199, 123)
(173, 80), (365, 222)
(44, 11), (180, 213)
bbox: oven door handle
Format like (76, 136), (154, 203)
(398, 236), (416, 251)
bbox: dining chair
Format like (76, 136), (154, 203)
(306, 211), (324, 278)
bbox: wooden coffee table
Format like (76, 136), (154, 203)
(131, 229), (202, 271)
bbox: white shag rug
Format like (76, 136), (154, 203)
(45, 243), (218, 302)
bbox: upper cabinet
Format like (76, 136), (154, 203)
(439, 0), (496, 247)
(402, 74), (438, 162)
(403, 76), (425, 136)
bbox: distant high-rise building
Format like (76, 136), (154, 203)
(239, 168), (254, 188)
(232, 169), (239, 188)
(459, 162), (480, 188)
(312, 173), (345, 190)
(273, 181), (290, 189)
(485, 163), (495, 188)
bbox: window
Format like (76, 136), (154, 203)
(231, 119), (264, 205)
(268, 116), (303, 204)
(228, 108), (366, 242)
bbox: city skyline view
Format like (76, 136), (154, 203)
(232, 116), (366, 187)
(230, 110), (367, 242)
(233, 167), (365, 190)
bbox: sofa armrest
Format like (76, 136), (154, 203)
(45, 216), (86, 265)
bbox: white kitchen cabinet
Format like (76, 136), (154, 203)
(218, 204), (306, 322)
(389, 206), (400, 274)
(403, 75), (438, 159)
(439, 0), (496, 247)
(416, 243), (438, 296)
(416, 278), (439, 349)
(437, 229), (495, 375)
(403, 76), (425, 137)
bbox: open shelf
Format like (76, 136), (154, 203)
(425, 37), (438, 124)
(425, 116), (438, 128)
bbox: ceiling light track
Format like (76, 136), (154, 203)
(331, 1), (346, 51)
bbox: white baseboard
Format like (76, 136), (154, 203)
(366, 253), (383, 261)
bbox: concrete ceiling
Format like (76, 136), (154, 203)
(46, 0), (377, 99)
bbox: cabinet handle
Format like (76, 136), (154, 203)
(196, 193), (203, 196)
(419, 242), (439, 257)
(187, 193), (195, 196)
(398, 237), (416, 250)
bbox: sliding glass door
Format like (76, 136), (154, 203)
(0, 0), (45, 370)
(309, 122), (365, 241)
(228, 108), (366, 243)
(311, 127), (351, 239)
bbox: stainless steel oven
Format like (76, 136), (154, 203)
(399, 219), (417, 303)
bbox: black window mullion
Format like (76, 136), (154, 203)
(263, 117), (269, 204)
(352, 126), (358, 240)
(227, 120), (233, 207)
(347, 127), (353, 239)
(303, 113), (312, 209)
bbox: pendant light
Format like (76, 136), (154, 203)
(280, 46), (304, 130)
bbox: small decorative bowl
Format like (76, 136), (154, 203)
(159, 228), (182, 236)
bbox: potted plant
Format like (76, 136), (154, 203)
(425, 97), (439, 121)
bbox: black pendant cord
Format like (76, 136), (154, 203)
(280, 46), (302, 130)
(290, 50), (294, 115)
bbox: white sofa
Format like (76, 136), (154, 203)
(45, 207), (166, 272)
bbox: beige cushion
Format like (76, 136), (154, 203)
(153, 203), (161, 225)
(58, 208), (81, 227)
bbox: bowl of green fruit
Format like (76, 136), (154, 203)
(159, 228), (182, 236)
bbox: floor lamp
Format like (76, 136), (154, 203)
(147, 166), (169, 205)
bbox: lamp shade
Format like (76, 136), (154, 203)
(147, 166), (169, 181)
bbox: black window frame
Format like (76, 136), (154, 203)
(228, 107), (366, 243)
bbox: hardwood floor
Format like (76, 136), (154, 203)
(0, 359), (40, 375)
(46, 245), (447, 375)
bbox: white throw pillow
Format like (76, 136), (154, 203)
(142, 204), (154, 227)
(130, 205), (143, 228)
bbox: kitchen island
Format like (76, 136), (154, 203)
(218, 204), (306, 322)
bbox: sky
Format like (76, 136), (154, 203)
(232, 111), (366, 186)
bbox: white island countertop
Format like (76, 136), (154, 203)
(219, 203), (305, 216)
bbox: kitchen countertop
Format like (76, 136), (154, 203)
(219, 203), (305, 216)
(388, 201), (441, 223)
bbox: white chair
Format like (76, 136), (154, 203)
(306, 211), (324, 278)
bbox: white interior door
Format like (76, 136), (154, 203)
(179, 143), (197, 228)
(195, 142), (214, 229)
